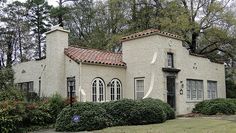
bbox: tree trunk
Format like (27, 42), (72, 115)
(190, 32), (198, 53)
(6, 37), (13, 67)
(18, 28), (23, 62)
(37, 5), (41, 59)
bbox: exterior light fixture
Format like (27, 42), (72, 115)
(180, 89), (183, 95)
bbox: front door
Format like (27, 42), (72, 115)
(167, 76), (176, 109)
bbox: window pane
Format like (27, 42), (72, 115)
(111, 81), (115, 100)
(136, 92), (144, 100)
(207, 81), (217, 99)
(187, 81), (190, 99)
(187, 79), (203, 100)
(136, 80), (144, 91)
(99, 80), (104, 101)
(167, 53), (173, 67)
(136, 79), (144, 100)
(197, 81), (203, 100)
(117, 81), (121, 100)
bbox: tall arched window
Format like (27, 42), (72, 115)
(110, 79), (122, 101)
(92, 78), (105, 102)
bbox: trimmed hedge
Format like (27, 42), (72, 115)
(56, 98), (175, 132)
(101, 99), (137, 126)
(129, 99), (166, 125)
(55, 102), (111, 131)
(141, 98), (175, 120)
(193, 98), (236, 115)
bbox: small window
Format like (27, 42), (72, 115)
(207, 81), (217, 99)
(67, 77), (76, 97)
(135, 78), (144, 100)
(18, 81), (34, 92)
(187, 79), (203, 101)
(167, 53), (174, 68)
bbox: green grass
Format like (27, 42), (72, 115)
(94, 117), (236, 133)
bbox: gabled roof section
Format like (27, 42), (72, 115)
(64, 47), (126, 67)
(121, 29), (184, 42)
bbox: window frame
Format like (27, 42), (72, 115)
(110, 78), (122, 101)
(17, 81), (34, 93)
(91, 77), (105, 102)
(186, 79), (204, 101)
(167, 52), (174, 68)
(207, 80), (217, 99)
(134, 77), (145, 100)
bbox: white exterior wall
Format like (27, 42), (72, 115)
(122, 35), (226, 115)
(13, 60), (47, 97)
(65, 56), (80, 99)
(80, 64), (126, 102)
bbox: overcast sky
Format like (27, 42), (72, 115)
(8, 0), (59, 6)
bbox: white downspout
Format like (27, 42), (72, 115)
(79, 62), (82, 101)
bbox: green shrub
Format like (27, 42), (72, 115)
(0, 100), (26, 133)
(101, 99), (137, 126)
(141, 98), (175, 120)
(25, 105), (52, 126)
(0, 87), (24, 101)
(193, 98), (236, 115)
(0, 67), (14, 90)
(129, 99), (166, 125)
(56, 99), (175, 132)
(45, 94), (66, 122)
(55, 102), (110, 132)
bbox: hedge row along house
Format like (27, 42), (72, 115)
(13, 25), (226, 115)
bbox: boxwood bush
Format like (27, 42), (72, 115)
(55, 102), (111, 132)
(129, 99), (166, 125)
(193, 98), (236, 115)
(141, 98), (175, 120)
(101, 99), (137, 126)
(56, 98), (175, 131)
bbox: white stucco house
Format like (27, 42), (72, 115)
(13, 25), (226, 115)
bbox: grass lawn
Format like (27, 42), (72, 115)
(94, 117), (236, 133)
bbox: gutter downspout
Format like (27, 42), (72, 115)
(79, 62), (82, 102)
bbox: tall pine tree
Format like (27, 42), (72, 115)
(26, 0), (52, 59)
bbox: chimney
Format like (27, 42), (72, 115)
(44, 25), (70, 96)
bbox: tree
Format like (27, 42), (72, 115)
(26, 0), (52, 59)
(158, 0), (236, 56)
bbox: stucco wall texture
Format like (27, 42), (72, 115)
(13, 26), (225, 115)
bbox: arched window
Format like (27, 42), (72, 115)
(110, 79), (122, 101)
(92, 78), (105, 102)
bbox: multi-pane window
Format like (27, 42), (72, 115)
(207, 81), (217, 99)
(187, 79), (203, 100)
(135, 78), (144, 100)
(167, 53), (174, 68)
(92, 80), (97, 102)
(110, 79), (122, 101)
(92, 78), (105, 102)
(18, 81), (34, 92)
(67, 77), (76, 97)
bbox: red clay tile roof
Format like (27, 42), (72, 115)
(64, 47), (126, 67)
(121, 29), (184, 42)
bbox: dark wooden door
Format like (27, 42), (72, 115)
(167, 76), (176, 109)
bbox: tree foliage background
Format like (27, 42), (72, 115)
(1, 0), (236, 96)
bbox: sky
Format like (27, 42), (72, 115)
(8, 0), (59, 6)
